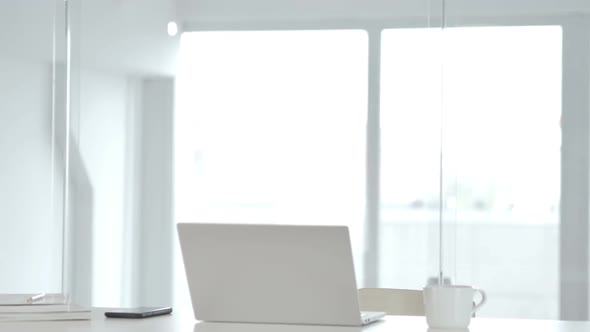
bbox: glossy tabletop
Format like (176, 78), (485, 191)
(1, 309), (589, 332)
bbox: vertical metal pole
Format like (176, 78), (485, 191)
(438, 0), (447, 286)
(61, 0), (72, 298)
(50, 1), (58, 243)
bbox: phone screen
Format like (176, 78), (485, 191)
(105, 307), (173, 318)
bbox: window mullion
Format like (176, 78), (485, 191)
(560, 17), (590, 321)
(364, 29), (382, 288)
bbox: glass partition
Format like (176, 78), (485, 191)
(0, 1), (68, 295)
(64, 0), (179, 307)
(376, 0), (445, 302)
(439, 25), (562, 319)
(439, 0), (584, 320)
(379, 28), (443, 292)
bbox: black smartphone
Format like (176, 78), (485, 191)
(104, 306), (173, 318)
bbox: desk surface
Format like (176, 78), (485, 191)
(2, 309), (590, 332)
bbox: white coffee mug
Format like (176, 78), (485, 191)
(423, 285), (486, 329)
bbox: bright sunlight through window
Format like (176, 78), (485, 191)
(379, 26), (562, 319)
(174, 26), (562, 319)
(174, 30), (368, 309)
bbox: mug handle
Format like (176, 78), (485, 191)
(472, 288), (487, 314)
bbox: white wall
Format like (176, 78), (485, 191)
(54, 0), (179, 306)
(76, 0), (180, 76)
(70, 73), (175, 307)
(0, 1), (54, 63)
(76, 70), (133, 306)
(0, 1), (179, 76)
(136, 78), (175, 307)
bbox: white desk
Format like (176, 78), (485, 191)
(2, 309), (590, 332)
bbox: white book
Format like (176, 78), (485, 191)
(0, 304), (91, 322)
(0, 312), (91, 321)
(0, 294), (67, 306)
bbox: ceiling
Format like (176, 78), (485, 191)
(1, 0), (589, 77)
(178, 0), (590, 22)
(0, 0), (179, 76)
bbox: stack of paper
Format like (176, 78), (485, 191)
(0, 293), (67, 306)
(0, 304), (91, 321)
(0, 294), (91, 321)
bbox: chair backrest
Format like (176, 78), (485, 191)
(358, 288), (424, 316)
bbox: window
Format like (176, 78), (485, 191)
(175, 30), (369, 308)
(380, 26), (562, 318)
(175, 25), (565, 319)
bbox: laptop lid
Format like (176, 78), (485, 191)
(177, 223), (364, 326)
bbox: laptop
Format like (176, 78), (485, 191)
(177, 223), (385, 326)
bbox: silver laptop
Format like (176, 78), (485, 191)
(177, 223), (385, 326)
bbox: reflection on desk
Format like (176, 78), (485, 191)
(193, 321), (368, 332)
(193, 315), (590, 332)
(1, 309), (590, 332)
